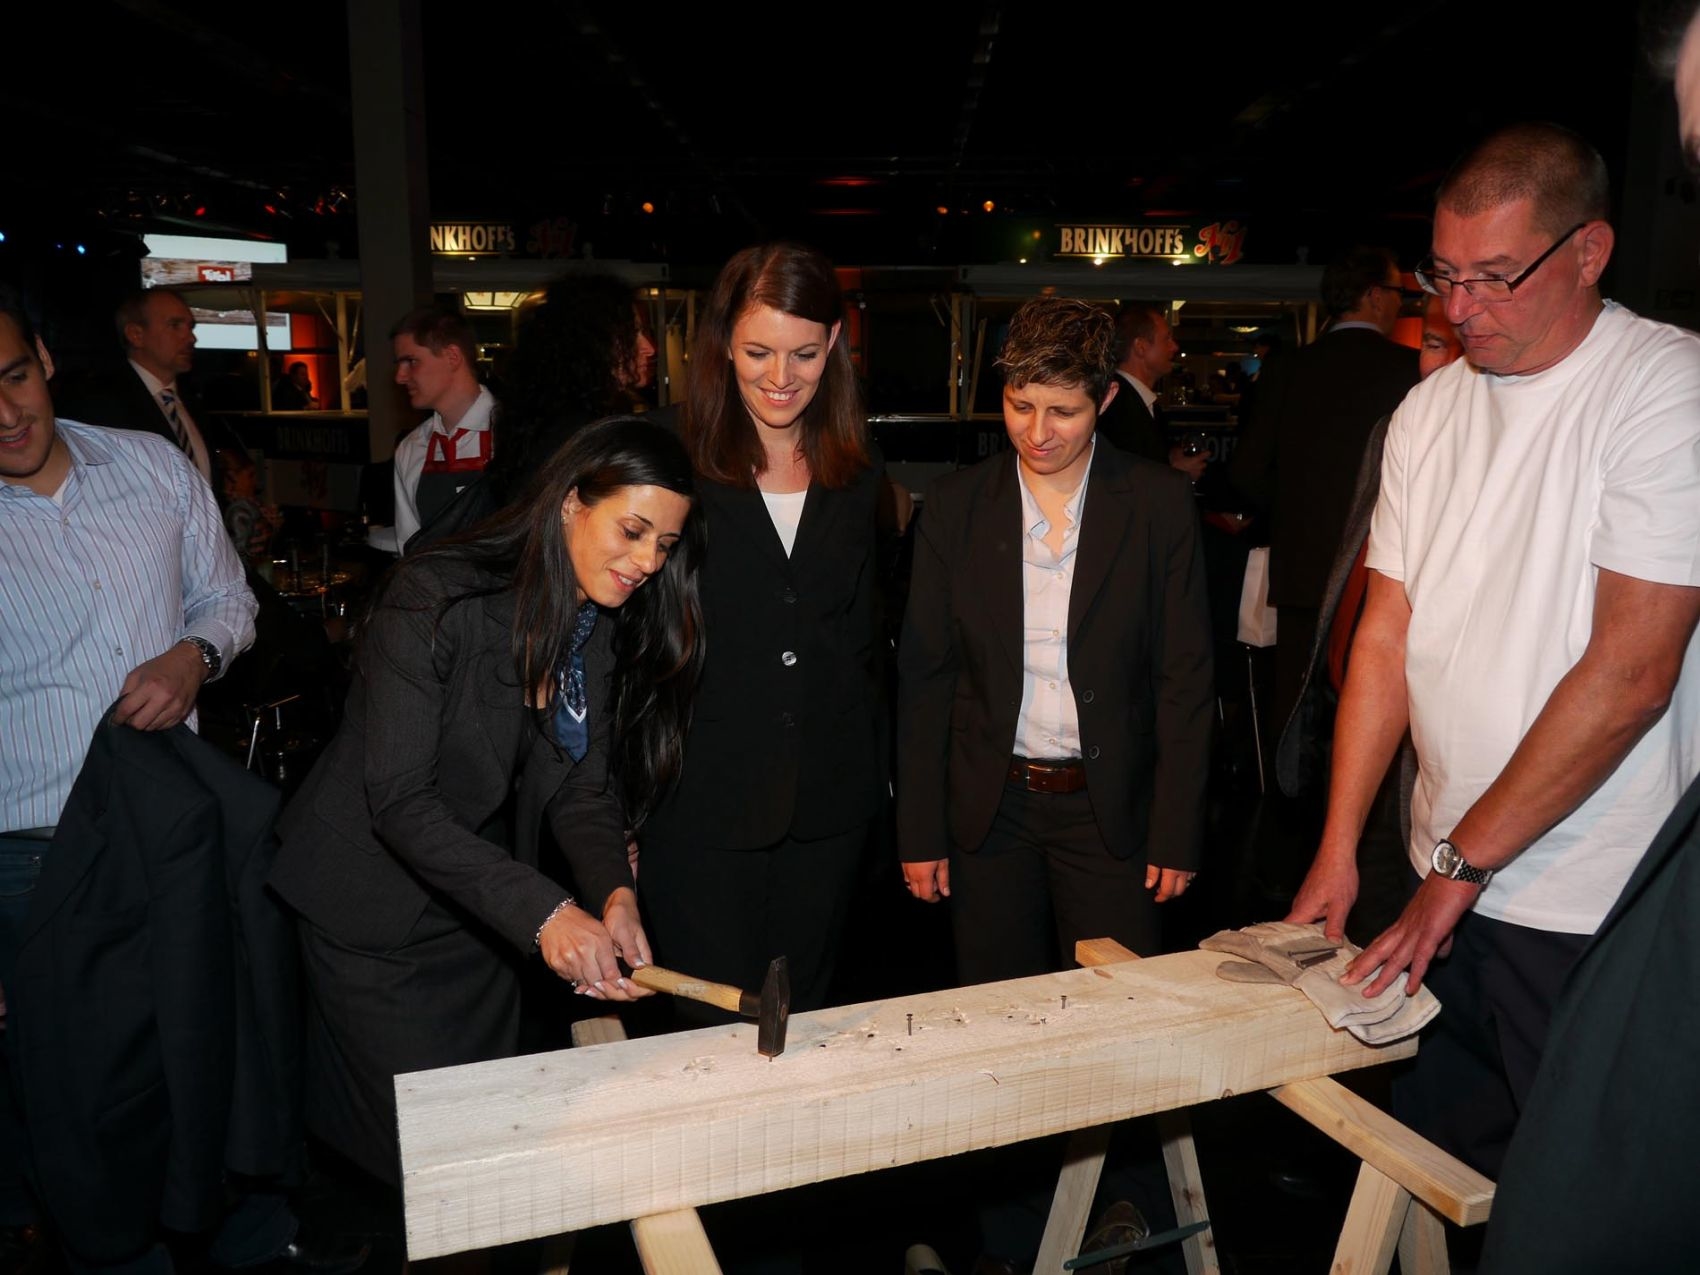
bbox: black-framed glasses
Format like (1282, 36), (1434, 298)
(1416, 223), (1587, 303)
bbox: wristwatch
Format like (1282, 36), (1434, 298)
(1431, 838), (1494, 886)
(179, 635), (222, 680)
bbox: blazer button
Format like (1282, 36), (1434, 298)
(1081, 689), (1095, 703)
(1087, 745), (1101, 760)
(781, 588), (798, 603)
(781, 651), (798, 666)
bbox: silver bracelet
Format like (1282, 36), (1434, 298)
(534, 896), (576, 951)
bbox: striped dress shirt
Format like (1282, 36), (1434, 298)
(0, 419), (256, 830)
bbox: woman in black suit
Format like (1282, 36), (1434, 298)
(637, 243), (886, 1016)
(269, 417), (704, 1184)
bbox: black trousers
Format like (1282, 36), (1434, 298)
(1391, 892), (1590, 1181)
(639, 821), (871, 1022)
(950, 782), (1160, 986)
(946, 786), (1173, 1266)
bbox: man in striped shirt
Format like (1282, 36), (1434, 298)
(0, 284), (256, 1257)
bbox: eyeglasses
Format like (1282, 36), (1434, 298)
(1416, 223), (1587, 303)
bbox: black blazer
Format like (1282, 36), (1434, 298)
(56, 365), (195, 445)
(11, 715), (299, 1261)
(896, 445), (1214, 871)
(56, 365), (246, 463)
(1094, 373), (1167, 464)
(642, 451), (887, 851)
(268, 557), (631, 955)
(1228, 326), (1417, 607)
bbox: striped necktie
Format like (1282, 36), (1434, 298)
(158, 389), (191, 454)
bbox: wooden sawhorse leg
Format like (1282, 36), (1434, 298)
(555, 1016), (725, 1275)
(1037, 941), (1221, 1275)
(1330, 1164), (1454, 1275)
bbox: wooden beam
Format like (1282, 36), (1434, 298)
(1268, 1077), (1493, 1227)
(1071, 938), (1220, 1275)
(397, 950), (1413, 1258)
(569, 1016), (721, 1275)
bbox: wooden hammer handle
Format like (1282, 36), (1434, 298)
(629, 964), (747, 1014)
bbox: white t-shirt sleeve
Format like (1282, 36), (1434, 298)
(1364, 402), (1410, 582)
(1592, 336), (1700, 587)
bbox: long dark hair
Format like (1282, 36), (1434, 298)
(683, 242), (869, 489)
(402, 415), (704, 827)
(482, 274), (649, 505)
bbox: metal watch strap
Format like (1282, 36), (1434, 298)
(1434, 838), (1494, 886)
(179, 635), (220, 678)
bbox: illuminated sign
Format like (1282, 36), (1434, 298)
(139, 235), (291, 351)
(1053, 220), (1248, 266)
(430, 222), (517, 255)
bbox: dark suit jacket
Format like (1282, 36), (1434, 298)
(1276, 413), (1390, 802)
(641, 451), (888, 851)
(55, 365), (198, 447)
(1479, 771), (1700, 1273)
(896, 445), (1214, 870)
(1094, 372), (1167, 464)
(11, 715), (299, 1260)
(1228, 326), (1417, 607)
(268, 556), (631, 955)
(55, 365), (247, 467)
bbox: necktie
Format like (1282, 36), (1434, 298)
(550, 603), (601, 762)
(158, 389), (191, 454)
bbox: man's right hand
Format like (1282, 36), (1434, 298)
(1284, 849), (1359, 943)
(902, 859), (950, 902)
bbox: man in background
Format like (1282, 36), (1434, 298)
(388, 305), (492, 552)
(57, 288), (216, 483)
(1230, 246), (1419, 736)
(1096, 301), (1207, 482)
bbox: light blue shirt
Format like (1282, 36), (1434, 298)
(0, 419), (256, 829)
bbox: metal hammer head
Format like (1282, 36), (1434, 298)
(736, 956), (790, 1057)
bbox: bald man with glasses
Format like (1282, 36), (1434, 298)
(1286, 121), (1700, 1183)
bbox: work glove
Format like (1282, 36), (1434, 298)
(1200, 921), (1440, 1045)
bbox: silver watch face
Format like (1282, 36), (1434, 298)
(1432, 840), (1461, 877)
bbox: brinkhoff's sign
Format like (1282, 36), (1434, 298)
(430, 222), (517, 255)
(1054, 220), (1247, 266)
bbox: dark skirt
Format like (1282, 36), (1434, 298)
(296, 905), (522, 1185)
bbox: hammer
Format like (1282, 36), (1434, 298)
(627, 955), (790, 1057)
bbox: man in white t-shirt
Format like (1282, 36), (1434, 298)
(388, 305), (494, 552)
(1287, 122), (1700, 1177)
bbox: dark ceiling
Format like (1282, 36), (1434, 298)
(11, 1), (1649, 272)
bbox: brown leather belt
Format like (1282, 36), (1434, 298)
(1006, 756), (1088, 794)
